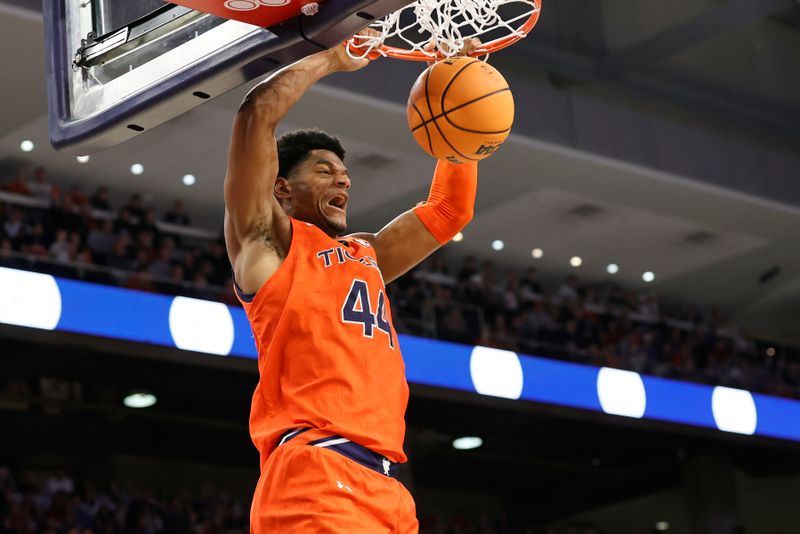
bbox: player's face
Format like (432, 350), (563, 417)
(288, 149), (351, 236)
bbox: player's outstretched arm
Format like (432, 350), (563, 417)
(349, 161), (477, 284)
(224, 45), (370, 293)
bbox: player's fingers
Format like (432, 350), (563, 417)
(355, 27), (380, 39)
(459, 38), (482, 56)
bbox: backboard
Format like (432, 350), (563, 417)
(43, 0), (413, 155)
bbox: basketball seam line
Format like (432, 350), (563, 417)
(440, 59), (482, 112)
(418, 69), (434, 156)
(439, 60), (511, 135)
(411, 87), (512, 134)
(422, 62), (479, 162)
(411, 101), (433, 156)
(437, 59), (511, 136)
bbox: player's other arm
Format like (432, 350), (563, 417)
(350, 160), (477, 284)
(224, 48), (368, 293)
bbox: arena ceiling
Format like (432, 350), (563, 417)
(0, 0), (798, 343)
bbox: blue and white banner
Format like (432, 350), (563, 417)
(1, 267), (798, 442)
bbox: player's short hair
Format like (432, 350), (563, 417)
(277, 128), (346, 179)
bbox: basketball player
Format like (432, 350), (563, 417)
(224, 35), (479, 533)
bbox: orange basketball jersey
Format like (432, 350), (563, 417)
(236, 217), (409, 467)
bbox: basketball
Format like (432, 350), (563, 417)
(406, 57), (514, 163)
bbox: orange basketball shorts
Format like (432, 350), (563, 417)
(250, 428), (419, 534)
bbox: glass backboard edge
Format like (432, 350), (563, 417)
(44, 0), (414, 155)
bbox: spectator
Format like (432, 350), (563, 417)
(137, 208), (161, 241)
(520, 267), (543, 302)
(21, 222), (49, 256)
(1, 172), (30, 195)
(49, 229), (70, 263)
(149, 242), (176, 279)
(50, 194), (82, 231)
(457, 255), (479, 283)
(438, 307), (471, 345)
(126, 269), (155, 293)
(124, 193), (146, 221)
(3, 209), (27, 249)
(67, 185), (89, 207)
(107, 235), (133, 271)
(28, 167), (53, 202)
(163, 199), (191, 226)
(557, 275), (579, 304)
(86, 219), (117, 263)
(89, 186), (112, 211)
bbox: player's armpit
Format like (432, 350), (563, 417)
(348, 211), (440, 285)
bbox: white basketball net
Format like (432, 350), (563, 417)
(348, 0), (539, 59)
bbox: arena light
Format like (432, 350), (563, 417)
(491, 239), (504, 251)
(570, 256), (582, 267)
(766, 347), (776, 357)
(0, 267), (62, 330)
(182, 174), (196, 186)
(130, 163), (144, 175)
(654, 521), (670, 531)
(20, 140), (34, 152)
(452, 436), (483, 450)
(711, 386), (757, 435)
(607, 263), (619, 274)
(643, 271), (655, 282)
(469, 346), (524, 400)
(596, 367), (646, 418)
(123, 392), (157, 409)
(168, 296), (235, 355)
(76, 155), (90, 163)
(531, 248), (543, 259)
(451, 232), (463, 243)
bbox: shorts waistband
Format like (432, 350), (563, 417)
(277, 428), (399, 478)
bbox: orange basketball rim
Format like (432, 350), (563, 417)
(349, 0), (542, 62)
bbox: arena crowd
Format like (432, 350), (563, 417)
(1, 168), (798, 400)
(0, 466), (588, 534)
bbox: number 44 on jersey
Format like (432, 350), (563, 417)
(341, 279), (395, 349)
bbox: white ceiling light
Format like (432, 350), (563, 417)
(76, 155), (90, 163)
(531, 248), (543, 259)
(642, 271), (655, 283)
(130, 163), (144, 175)
(123, 392), (157, 409)
(491, 240), (504, 251)
(654, 521), (670, 531)
(607, 263), (619, 274)
(570, 256), (582, 267)
(452, 436), (483, 450)
(182, 174), (196, 186)
(20, 140), (34, 152)
(451, 232), (463, 243)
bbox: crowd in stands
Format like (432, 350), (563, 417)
(1, 167), (798, 399)
(1, 168), (234, 304)
(0, 466), (591, 534)
(391, 258), (800, 399)
(0, 466), (248, 534)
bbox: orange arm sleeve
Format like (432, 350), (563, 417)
(412, 160), (478, 245)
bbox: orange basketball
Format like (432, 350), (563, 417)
(406, 57), (514, 163)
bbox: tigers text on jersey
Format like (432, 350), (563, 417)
(236, 217), (409, 467)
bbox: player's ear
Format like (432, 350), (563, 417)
(274, 176), (291, 201)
